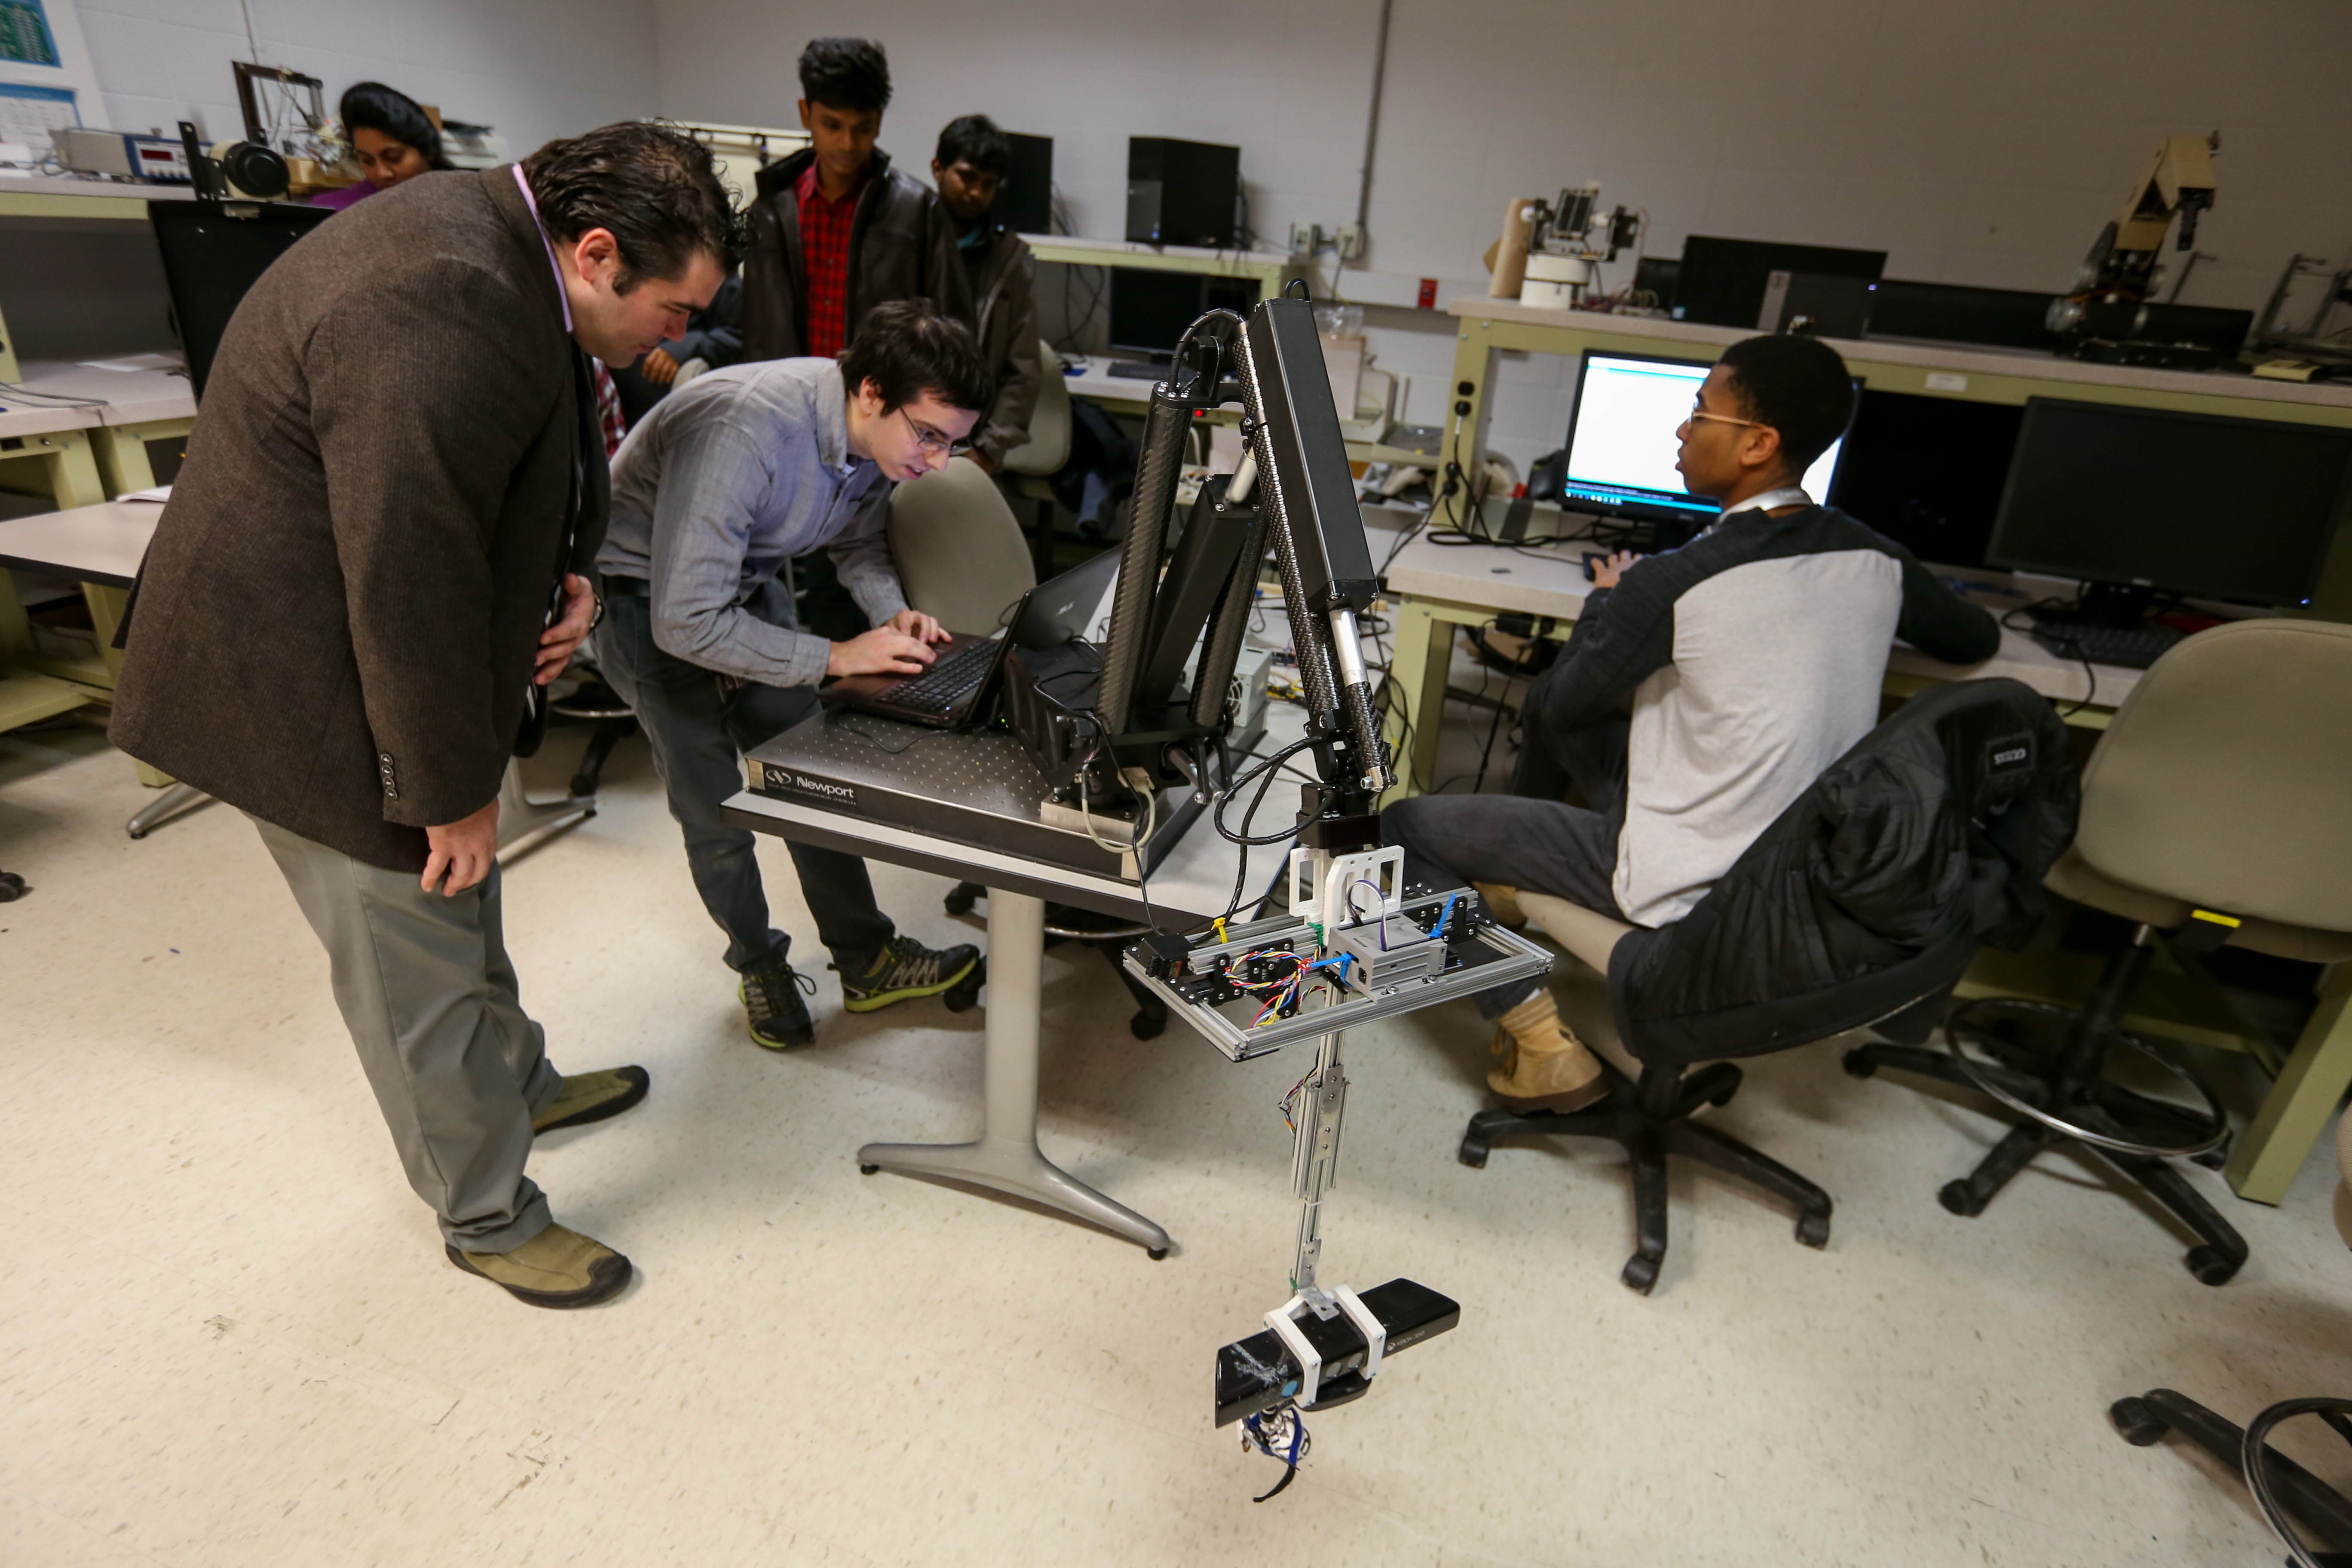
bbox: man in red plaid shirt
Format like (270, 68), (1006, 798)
(741, 38), (969, 366)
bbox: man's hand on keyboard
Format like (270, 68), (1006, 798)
(829, 626), (937, 678)
(884, 608), (950, 645)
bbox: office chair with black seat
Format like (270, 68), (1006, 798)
(1461, 678), (2079, 1294)
(1844, 620), (2352, 1286)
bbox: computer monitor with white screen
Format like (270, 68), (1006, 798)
(1560, 350), (1846, 536)
(1988, 398), (2352, 614)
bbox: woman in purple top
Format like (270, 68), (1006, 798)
(312, 81), (453, 211)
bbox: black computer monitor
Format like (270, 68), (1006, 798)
(1107, 268), (1256, 361)
(1867, 279), (2057, 350)
(1557, 349), (1850, 538)
(1829, 389), (2025, 569)
(147, 198), (331, 398)
(1675, 236), (1886, 330)
(1988, 398), (2352, 610)
(997, 131), (1053, 237)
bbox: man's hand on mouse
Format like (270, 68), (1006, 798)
(1592, 550), (1644, 590)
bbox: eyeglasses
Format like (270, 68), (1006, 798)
(1687, 404), (1769, 432)
(898, 405), (973, 458)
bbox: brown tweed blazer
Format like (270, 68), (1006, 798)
(110, 168), (608, 873)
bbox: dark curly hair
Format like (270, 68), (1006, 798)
(839, 300), (992, 414)
(799, 38), (891, 115)
(521, 122), (744, 291)
(339, 81), (453, 171)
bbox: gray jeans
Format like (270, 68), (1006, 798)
(254, 816), (558, 1253)
(1381, 713), (1631, 1021)
(594, 586), (892, 974)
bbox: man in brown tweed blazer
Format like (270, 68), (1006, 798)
(110, 123), (737, 1308)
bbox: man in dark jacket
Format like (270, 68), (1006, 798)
(931, 114), (1043, 473)
(1384, 334), (2001, 1113)
(109, 124), (736, 1308)
(741, 37), (971, 364)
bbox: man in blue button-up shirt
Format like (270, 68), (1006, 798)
(595, 301), (993, 1047)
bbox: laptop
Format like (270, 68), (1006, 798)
(820, 547), (1121, 729)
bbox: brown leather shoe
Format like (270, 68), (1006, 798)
(1488, 992), (1608, 1113)
(531, 1066), (649, 1134)
(446, 1223), (631, 1309)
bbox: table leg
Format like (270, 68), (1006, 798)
(856, 887), (1174, 1256)
(1380, 598), (1450, 804)
(2226, 962), (2352, 1205)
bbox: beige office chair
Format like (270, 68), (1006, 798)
(999, 340), (1070, 580)
(886, 453), (1035, 633)
(1849, 619), (2352, 1285)
(1001, 339), (1071, 479)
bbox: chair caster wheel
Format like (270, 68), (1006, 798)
(2190, 1139), (2231, 1171)
(1938, 1179), (1985, 1217)
(2186, 1245), (2242, 1286)
(858, 1163), (880, 1175)
(942, 959), (986, 1013)
(944, 884), (979, 916)
(1146, 1247), (1168, 1261)
(1458, 1138), (1489, 1170)
(1129, 1012), (1165, 1040)
(1841, 1049), (1875, 1078)
(1795, 1211), (1831, 1249)
(0, 871), (24, 900)
(1620, 1253), (1660, 1295)
(2110, 1396), (2169, 1446)
(1707, 1084), (1738, 1109)
(126, 827), (149, 841)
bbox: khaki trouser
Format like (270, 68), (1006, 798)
(253, 816), (559, 1253)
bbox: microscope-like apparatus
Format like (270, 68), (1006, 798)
(1061, 294), (1553, 1496)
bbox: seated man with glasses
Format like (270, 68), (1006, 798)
(1382, 333), (1998, 1113)
(596, 300), (991, 1048)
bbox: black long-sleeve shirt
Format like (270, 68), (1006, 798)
(1526, 505), (2000, 925)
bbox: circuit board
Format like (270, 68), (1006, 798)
(1123, 884), (1556, 1061)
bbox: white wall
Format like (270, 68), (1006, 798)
(651, 0), (2352, 468)
(75, 0), (660, 161)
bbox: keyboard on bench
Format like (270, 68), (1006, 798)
(2027, 616), (2187, 670)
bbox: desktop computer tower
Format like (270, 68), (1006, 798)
(998, 132), (1053, 236)
(1126, 137), (1240, 248)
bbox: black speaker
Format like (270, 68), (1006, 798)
(1126, 137), (1239, 248)
(997, 131), (1053, 236)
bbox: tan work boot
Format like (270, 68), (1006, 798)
(531, 1066), (650, 1134)
(1488, 992), (1608, 1113)
(1473, 882), (1527, 930)
(446, 1224), (632, 1309)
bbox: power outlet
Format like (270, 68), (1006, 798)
(1289, 222), (1327, 257)
(1335, 224), (1366, 261)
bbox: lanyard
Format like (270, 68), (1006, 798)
(1720, 486), (1811, 519)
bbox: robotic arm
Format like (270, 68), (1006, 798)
(2050, 132), (2218, 342)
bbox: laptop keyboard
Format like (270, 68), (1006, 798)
(878, 640), (996, 712)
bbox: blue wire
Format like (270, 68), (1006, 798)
(1436, 891), (1460, 940)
